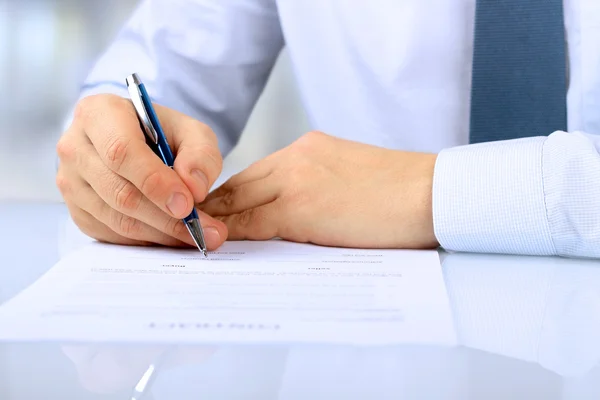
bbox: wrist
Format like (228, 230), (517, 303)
(417, 153), (439, 248)
(387, 150), (439, 249)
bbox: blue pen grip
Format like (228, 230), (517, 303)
(138, 83), (175, 166)
(184, 208), (199, 222)
(138, 83), (199, 223)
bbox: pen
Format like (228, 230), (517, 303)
(126, 73), (208, 257)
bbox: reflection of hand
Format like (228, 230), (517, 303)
(56, 94), (227, 248)
(200, 131), (439, 249)
(61, 344), (216, 394)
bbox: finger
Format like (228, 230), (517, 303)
(66, 200), (150, 246)
(59, 165), (145, 246)
(154, 106), (223, 203)
(204, 159), (274, 203)
(199, 176), (279, 217)
(72, 181), (193, 248)
(79, 95), (194, 219)
(71, 134), (227, 249)
(78, 182), (225, 250)
(215, 200), (283, 241)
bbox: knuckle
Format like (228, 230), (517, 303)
(198, 143), (223, 170)
(114, 180), (142, 211)
(56, 137), (76, 162)
(104, 136), (131, 170)
(104, 93), (129, 110)
(75, 94), (126, 122)
(209, 185), (228, 200)
(238, 208), (257, 228)
(112, 211), (141, 237)
(163, 217), (182, 236)
(292, 130), (327, 153)
(139, 170), (165, 200)
(186, 118), (216, 141)
(55, 173), (70, 195)
(304, 130), (325, 139)
(222, 188), (236, 208)
(179, 141), (223, 181)
(299, 130), (325, 143)
(73, 96), (94, 122)
(171, 219), (189, 239)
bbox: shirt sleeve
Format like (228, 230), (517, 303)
(432, 131), (600, 258)
(70, 0), (284, 157)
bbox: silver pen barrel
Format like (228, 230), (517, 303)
(185, 218), (208, 257)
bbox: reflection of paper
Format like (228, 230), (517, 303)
(0, 241), (455, 346)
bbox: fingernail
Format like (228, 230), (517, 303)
(192, 169), (209, 192)
(167, 192), (188, 217)
(204, 226), (221, 245)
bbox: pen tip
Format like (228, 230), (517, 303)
(184, 218), (209, 257)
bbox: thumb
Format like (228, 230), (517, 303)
(155, 104), (223, 203)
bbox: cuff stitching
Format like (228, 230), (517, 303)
(539, 137), (559, 256)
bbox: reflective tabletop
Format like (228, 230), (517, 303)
(1, 201), (600, 399)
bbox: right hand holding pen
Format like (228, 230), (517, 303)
(56, 94), (227, 248)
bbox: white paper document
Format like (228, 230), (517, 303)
(0, 240), (456, 346)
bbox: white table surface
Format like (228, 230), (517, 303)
(1, 201), (600, 400)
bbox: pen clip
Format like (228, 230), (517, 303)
(126, 73), (159, 144)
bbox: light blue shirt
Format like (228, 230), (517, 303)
(77, 0), (600, 258)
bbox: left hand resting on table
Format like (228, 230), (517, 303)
(199, 131), (439, 249)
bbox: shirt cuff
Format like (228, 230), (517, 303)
(432, 137), (556, 256)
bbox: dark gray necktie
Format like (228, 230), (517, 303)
(469, 0), (567, 144)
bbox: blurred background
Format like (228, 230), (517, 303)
(0, 0), (310, 201)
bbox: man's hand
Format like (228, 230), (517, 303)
(200, 131), (439, 249)
(56, 94), (227, 248)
